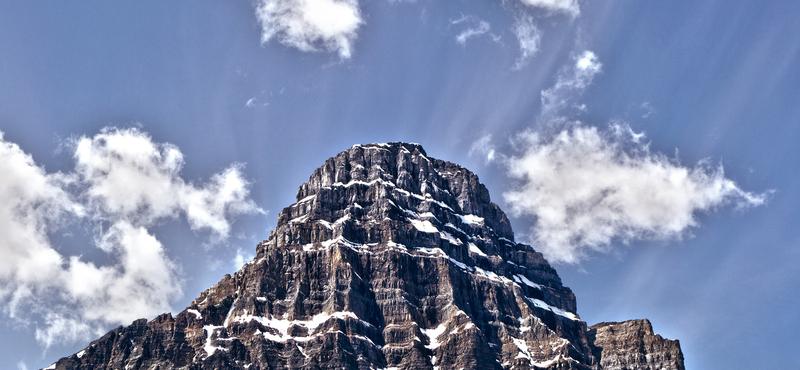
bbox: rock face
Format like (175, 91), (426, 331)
(589, 320), (685, 370)
(48, 143), (684, 370)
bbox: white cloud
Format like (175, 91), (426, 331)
(452, 15), (492, 45)
(640, 101), (656, 119)
(0, 131), (82, 298)
(74, 127), (261, 238)
(34, 313), (96, 349)
(503, 123), (767, 264)
(255, 0), (363, 59)
(232, 248), (253, 271)
(0, 128), (261, 347)
(469, 134), (497, 164)
(518, 0), (580, 17)
(540, 50), (601, 118)
(83, 221), (181, 324)
(512, 16), (542, 69)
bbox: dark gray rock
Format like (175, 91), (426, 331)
(47, 142), (684, 370)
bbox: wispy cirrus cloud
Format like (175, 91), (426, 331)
(540, 50), (602, 119)
(469, 134), (498, 164)
(518, 0), (580, 17)
(451, 15), (494, 45)
(248, 0), (580, 63)
(512, 15), (542, 69)
(0, 128), (261, 347)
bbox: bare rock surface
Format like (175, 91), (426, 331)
(589, 320), (685, 370)
(47, 142), (684, 370)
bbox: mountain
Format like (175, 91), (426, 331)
(47, 142), (684, 370)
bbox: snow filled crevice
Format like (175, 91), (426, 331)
(231, 310), (373, 343)
(524, 297), (579, 321)
(410, 219), (439, 234)
(468, 242), (488, 257)
(187, 309), (203, 319)
(421, 322), (449, 366)
(513, 274), (543, 290)
(203, 325), (227, 357)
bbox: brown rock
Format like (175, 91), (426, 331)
(589, 320), (685, 370)
(47, 143), (684, 370)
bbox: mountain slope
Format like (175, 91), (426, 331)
(48, 142), (684, 370)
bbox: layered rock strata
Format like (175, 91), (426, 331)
(49, 142), (684, 370)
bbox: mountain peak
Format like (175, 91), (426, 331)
(288, 141), (515, 241)
(47, 144), (684, 370)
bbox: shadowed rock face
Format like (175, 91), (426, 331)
(48, 142), (684, 370)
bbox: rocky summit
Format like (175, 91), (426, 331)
(48, 142), (685, 370)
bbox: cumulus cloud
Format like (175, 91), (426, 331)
(74, 127), (261, 238)
(255, 0), (362, 59)
(518, 0), (580, 17)
(0, 128), (261, 347)
(503, 123), (767, 264)
(512, 16), (542, 69)
(0, 132), (82, 306)
(452, 15), (492, 45)
(540, 50), (601, 119)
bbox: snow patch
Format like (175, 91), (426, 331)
(525, 297), (579, 321)
(513, 274), (543, 290)
(188, 309), (203, 319)
(232, 311), (369, 343)
(332, 178), (394, 189)
(421, 323), (449, 360)
(457, 214), (485, 226)
(410, 219), (439, 233)
(419, 212), (439, 220)
(439, 230), (463, 245)
(295, 194), (316, 205)
(532, 354), (571, 368)
(473, 266), (515, 285)
(289, 214), (309, 224)
(512, 337), (532, 363)
(468, 243), (487, 257)
(203, 325), (228, 357)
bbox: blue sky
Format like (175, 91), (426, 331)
(0, 1), (798, 369)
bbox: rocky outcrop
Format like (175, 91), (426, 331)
(589, 320), (685, 370)
(47, 142), (684, 369)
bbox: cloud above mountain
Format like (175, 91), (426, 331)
(518, 0), (580, 17)
(540, 50), (602, 119)
(0, 128), (261, 347)
(468, 49), (767, 264)
(503, 123), (767, 264)
(74, 128), (259, 238)
(255, 0), (362, 59)
(251, 0), (579, 65)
